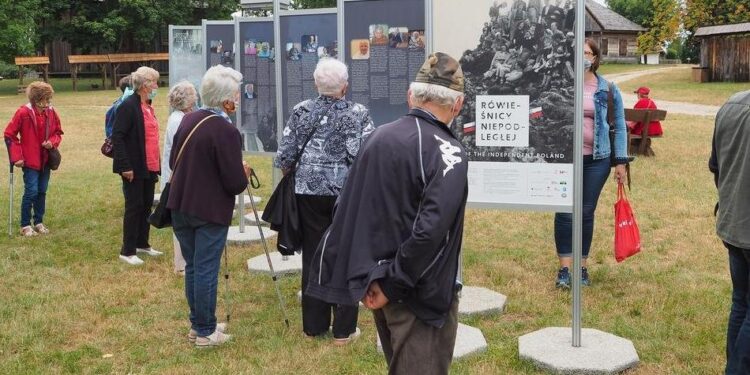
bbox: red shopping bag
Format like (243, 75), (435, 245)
(614, 182), (641, 262)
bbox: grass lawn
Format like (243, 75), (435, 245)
(0, 78), (731, 374)
(598, 63), (677, 75)
(613, 66), (750, 107)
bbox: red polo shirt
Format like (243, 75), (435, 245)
(141, 103), (160, 172)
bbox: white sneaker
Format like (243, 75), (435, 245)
(333, 327), (361, 346)
(119, 255), (144, 265)
(195, 330), (232, 348)
(188, 322), (226, 343)
(136, 247), (163, 257)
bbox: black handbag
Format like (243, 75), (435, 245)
(149, 114), (217, 228)
(262, 103), (335, 255)
(44, 113), (61, 170)
(101, 137), (113, 158)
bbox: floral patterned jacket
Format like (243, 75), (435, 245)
(275, 95), (374, 196)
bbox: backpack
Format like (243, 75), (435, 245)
(104, 97), (124, 138)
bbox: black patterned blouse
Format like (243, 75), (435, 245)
(274, 95), (374, 196)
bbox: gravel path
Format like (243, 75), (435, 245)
(603, 66), (720, 117)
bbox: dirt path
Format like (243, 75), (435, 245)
(603, 66), (720, 117)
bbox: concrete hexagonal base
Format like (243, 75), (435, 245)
(458, 286), (507, 317)
(247, 252), (302, 276)
(226, 225), (276, 246)
(243, 212), (268, 226)
(377, 323), (487, 360)
(519, 327), (639, 374)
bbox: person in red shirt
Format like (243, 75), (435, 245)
(111, 66), (163, 265)
(629, 86), (663, 136)
(4, 81), (63, 237)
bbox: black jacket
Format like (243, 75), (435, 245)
(112, 93), (153, 178)
(305, 109), (469, 328)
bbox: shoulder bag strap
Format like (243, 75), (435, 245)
(290, 101), (337, 170)
(171, 114), (218, 179)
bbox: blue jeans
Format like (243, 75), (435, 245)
(726, 242), (750, 375)
(172, 211), (228, 337)
(21, 167), (51, 227)
(554, 156), (611, 258)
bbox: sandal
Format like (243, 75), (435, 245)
(20, 226), (37, 237)
(34, 223), (49, 234)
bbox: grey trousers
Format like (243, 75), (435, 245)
(372, 297), (459, 375)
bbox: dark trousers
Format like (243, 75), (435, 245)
(172, 211), (228, 337)
(373, 297), (459, 375)
(554, 155), (611, 258)
(121, 173), (156, 256)
(726, 242), (750, 375)
(20, 167), (51, 227)
(298, 194), (358, 338)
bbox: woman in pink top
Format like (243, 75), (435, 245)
(553, 38), (628, 288)
(111, 66), (164, 266)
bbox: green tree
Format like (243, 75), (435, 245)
(291, 0), (336, 9)
(606, 0), (653, 27)
(35, 0), (238, 54)
(0, 0), (41, 62)
(635, 0), (681, 54)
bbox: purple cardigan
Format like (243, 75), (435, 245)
(166, 110), (248, 226)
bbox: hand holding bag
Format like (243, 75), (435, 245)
(149, 114), (217, 228)
(614, 182), (641, 262)
(262, 103), (335, 255)
(44, 113), (61, 170)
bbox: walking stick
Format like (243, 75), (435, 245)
(5, 138), (14, 238)
(246, 169), (290, 327)
(223, 244), (231, 323)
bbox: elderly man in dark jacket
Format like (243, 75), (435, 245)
(709, 89), (750, 375)
(306, 52), (468, 374)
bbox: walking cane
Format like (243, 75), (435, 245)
(246, 169), (290, 327)
(5, 138), (14, 238)
(223, 244), (231, 323)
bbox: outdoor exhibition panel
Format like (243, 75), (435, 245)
(341, 0), (427, 126)
(169, 25), (204, 94)
(203, 20), (236, 70)
(433, 0), (576, 211)
(236, 17), (277, 154)
(278, 8), (338, 126)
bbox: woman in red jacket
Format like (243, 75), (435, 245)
(4, 81), (63, 236)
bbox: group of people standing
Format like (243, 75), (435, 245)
(4, 33), (748, 374)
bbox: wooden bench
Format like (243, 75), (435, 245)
(108, 53), (168, 89)
(624, 108), (668, 156)
(14, 56), (50, 92)
(68, 54), (111, 91)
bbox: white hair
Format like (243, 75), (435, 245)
(130, 66), (159, 91)
(409, 82), (463, 107)
(168, 81), (198, 111)
(314, 58), (349, 97)
(200, 65), (243, 108)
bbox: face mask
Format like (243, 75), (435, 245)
(584, 59), (592, 71)
(447, 98), (462, 127)
(224, 100), (237, 114)
(148, 89), (158, 100)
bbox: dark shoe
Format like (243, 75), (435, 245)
(555, 267), (571, 289)
(581, 267), (591, 287)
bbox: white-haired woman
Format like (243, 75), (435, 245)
(276, 57), (374, 345)
(161, 81), (198, 275)
(112, 66), (163, 265)
(166, 65), (251, 347)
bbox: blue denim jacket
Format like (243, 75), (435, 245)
(592, 74), (629, 164)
